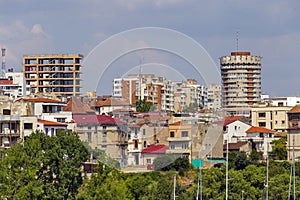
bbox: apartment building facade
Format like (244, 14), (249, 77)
(220, 52), (262, 116)
(23, 54), (83, 98)
(251, 102), (291, 133)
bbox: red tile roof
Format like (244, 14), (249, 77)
(64, 97), (95, 114)
(141, 144), (169, 154)
(72, 114), (125, 125)
(92, 97), (131, 107)
(223, 116), (243, 126)
(38, 119), (67, 126)
(17, 97), (62, 103)
(96, 115), (125, 125)
(246, 126), (274, 133)
(73, 114), (99, 124)
(0, 79), (13, 85)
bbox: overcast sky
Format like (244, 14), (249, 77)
(0, 0), (299, 96)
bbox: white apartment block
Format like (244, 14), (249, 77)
(207, 84), (222, 111)
(0, 70), (29, 99)
(265, 96), (300, 107)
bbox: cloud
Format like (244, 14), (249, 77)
(0, 21), (53, 70)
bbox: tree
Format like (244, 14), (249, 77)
(135, 99), (153, 112)
(271, 136), (287, 160)
(248, 149), (260, 165)
(0, 130), (89, 199)
(234, 151), (248, 170)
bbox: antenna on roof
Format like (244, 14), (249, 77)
(1, 47), (6, 78)
(236, 30), (239, 53)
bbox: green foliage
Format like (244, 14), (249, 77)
(234, 151), (248, 170)
(135, 99), (153, 112)
(82, 141), (120, 169)
(0, 130), (89, 200)
(271, 136), (287, 160)
(248, 149), (260, 165)
(153, 155), (190, 172)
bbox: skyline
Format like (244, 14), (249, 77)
(0, 0), (299, 96)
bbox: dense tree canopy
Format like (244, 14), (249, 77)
(0, 130), (89, 200)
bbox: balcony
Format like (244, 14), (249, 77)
(167, 137), (191, 142)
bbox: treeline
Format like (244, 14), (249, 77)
(0, 131), (299, 200)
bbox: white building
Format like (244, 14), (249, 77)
(224, 120), (251, 143)
(207, 84), (222, 111)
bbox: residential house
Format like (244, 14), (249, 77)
(37, 119), (68, 136)
(245, 126), (276, 158)
(73, 114), (128, 167)
(251, 102), (292, 133)
(91, 97), (134, 115)
(127, 124), (142, 166)
(141, 144), (169, 166)
(223, 141), (252, 155)
(224, 120), (251, 143)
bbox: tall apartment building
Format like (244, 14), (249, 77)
(220, 52), (262, 116)
(113, 74), (175, 112)
(173, 79), (207, 112)
(207, 84), (222, 111)
(23, 54), (83, 98)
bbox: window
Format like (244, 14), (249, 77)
(258, 122), (266, 127)
(170, 131), (175, 137)
(143, 129), (146, 135)
(181, 131), (188, 137)
(24, 123), (33, 129)
(282, 120), (285, 124)
(146, 159), (151, 164)
(275, 120), (278, 124)
(3, 109), (11, 115)
(170, 144), (175, 149)
(144, 141), (147, 148)
(182, 143), (189, 149)
(134, 140), (138, 149)
(45, 128), (49, 136)
(258, 112), (266, 118)
(102, 131), (107, 143)
(56, 118), (66, 123)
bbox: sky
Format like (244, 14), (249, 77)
(0, 0), (299, 96)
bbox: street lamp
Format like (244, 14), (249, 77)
(242, 190), (244, 200)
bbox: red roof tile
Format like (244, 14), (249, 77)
(246, 126), (274, 133)
(73, 114), (99, 124)
(64, 97), (95, 114)
(92, 97), (131, 107)
(141, 144), (169, 154)
(97, 115), (125, 125)
(38, 119), (67, 126)
(0, 79), (13, 85)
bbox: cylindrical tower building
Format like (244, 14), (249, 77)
(220, 52), (262, 116)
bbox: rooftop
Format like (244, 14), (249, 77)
(141, 144), (169, 154)
(246, 126), (274, 133)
